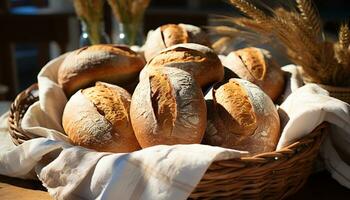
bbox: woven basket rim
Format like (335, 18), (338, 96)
(7, 83), (328, 199)
(317, 83), (350, 92)
(7, 83), (326, 162)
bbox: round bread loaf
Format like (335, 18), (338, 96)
(223, 47), (285, 101)
(130, 67), (207, 148)
(62, 82), (140, 153)
(143, 43), (224, 90)
(144, 23), (211, 61)
(58, 44), (145, 96)
(203, 78), (280, 155)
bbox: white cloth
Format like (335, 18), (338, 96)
(0, 54), (349, 199)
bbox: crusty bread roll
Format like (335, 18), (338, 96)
(143, 43), (224, 90)
(223, 47), (285, 101)
(130, 67), (207, 148)
(144, 23), (211, 61)
(62, 82), (140, 153)
(58, 44), (145, 96)
(203, 78), (280, 155)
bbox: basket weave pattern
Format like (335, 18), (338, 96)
(318, 84), (350, 105)
(8, 84), (39, 145)
(8, 84), (327, 199)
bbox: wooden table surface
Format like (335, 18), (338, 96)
(1, 171), (349, 200)
(0, 175), (51, 200)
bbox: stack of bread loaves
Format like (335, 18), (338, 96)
(59, 24), (284, 155)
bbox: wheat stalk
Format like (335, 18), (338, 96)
(107, 0), (150, 24)
(73, 0), (104, 44)
(339, 23), (350, 49)
(229, 0), (269, 23)
(335, 23), (350, 68)
(209, 26), (242, 35)
(107, 0), (150, 45)
(212, 0), (350, 86)
(74, 0), (104, 22)
(296, 0), (322, 38)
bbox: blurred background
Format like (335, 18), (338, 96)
(0, 0), (349, 100)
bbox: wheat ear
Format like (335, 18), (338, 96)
(339, 23), (350, 49)
(229, 0), (268, 23)
(296, 0), (322, 36)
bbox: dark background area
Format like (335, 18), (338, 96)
(0, 0), (349, 99)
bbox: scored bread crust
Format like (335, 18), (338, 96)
(58, 44), (145, 96)
(223, 47), (285, 101)
(62, 82), (140, 153)
(144, 43), (224, 89)
(130, 67), (207, 148)
(203, 78), (280, 155)
(161, 24), (189, 48)
(144, 23), (211, 62)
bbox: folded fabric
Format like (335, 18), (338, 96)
(0, 54), (349, 199)
(0, 117), (244, 199)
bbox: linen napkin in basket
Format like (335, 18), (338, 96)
(0, 53), (348, 199)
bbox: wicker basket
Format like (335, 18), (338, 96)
(8, 84), (328, 200)
(318, 84), (350, 105)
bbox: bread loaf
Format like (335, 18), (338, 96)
(223, 47), (285, 101)
(203, 78), (280, 155)
(58, 44), (145, 96)
(143, 43), (224, 90)
(130, 67), (207, 148)
(62, 82), (140, 153)
(144, 23), (211, 61)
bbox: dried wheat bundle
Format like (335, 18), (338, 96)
(73, 0), (105, 44)
(74, 0), (104, 23)
(212, 0), (350, 86)
(107, 0), (150, 24)
(107, 0), (150, 45)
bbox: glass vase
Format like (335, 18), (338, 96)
(113, 21), (144, 46)
(79, 20), (110, 47)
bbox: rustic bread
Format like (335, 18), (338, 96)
(62, 82), (140, 153)
(144, 23), (211, 61)
(58, 44), (145, 96)
(223, 47), (285, 101)
(203, 78), (280, 155)
(143, 43), (224, 90)
(130, 67), (207, 148)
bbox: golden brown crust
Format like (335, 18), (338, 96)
(62, 82), (140, 153)
(144, 23), (212, 62)
(58, 44), (145, 96)
(203, 79), (280, 155)
(160, 24), (189, 47)
(214, 80), (257, 135)
(149, 72), (177, 136)
(224, 47), (285, 101)
(130, 67), (207, 148)
(235, 48), (266, 80)
(145, 43), (224, 89)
